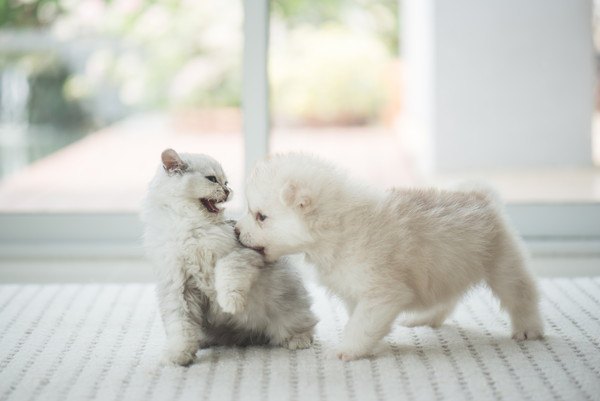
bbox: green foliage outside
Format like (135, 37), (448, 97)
(1, 0), (400, 125)
(272, 0), (399, 55)
(0, 0), (63, 27)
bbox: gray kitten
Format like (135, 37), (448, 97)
(141, 149), (317, 366)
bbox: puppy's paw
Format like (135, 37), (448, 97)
(282, 332), (313, 350)
(335, 347), (370, 362)
(161, 343), (197, 366)
(217, 290), (247, 315)
(512, 328), (544, 341)
(336, 351), (362, 362)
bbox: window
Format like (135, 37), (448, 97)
(0, 0), (598, 267)
(269, 0), (414, 187)
(0, 0), (245, 212)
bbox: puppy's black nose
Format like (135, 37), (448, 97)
(234, 227), (240, 238)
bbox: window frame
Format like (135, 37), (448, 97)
(1, 204), (599, 260)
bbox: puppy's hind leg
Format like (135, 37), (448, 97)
(403, 300), (458, 328)
(486, 231), (544, 340)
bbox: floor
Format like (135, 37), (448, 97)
(0, 113), (599, 212)
(0, 114), (411, 212)
(0, 278), (599, 401)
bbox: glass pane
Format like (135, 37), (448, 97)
(0, 0), (244, 212)
(269, 0), (415, 187)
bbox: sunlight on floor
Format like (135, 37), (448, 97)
(1, 113), (600, 213)
(0, 114), (407, 212)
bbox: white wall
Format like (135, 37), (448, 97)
(403, 0), (595, 172)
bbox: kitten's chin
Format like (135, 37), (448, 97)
(200, 198), (221, 214)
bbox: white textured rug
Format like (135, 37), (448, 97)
(0, 278), (599, 401)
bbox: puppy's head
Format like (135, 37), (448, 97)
(150, 149), (232, 216)
(236, 153), (336, 262)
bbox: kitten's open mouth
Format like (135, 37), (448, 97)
(200, 198), (222, 214)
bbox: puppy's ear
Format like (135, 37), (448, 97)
(161, 149), (187, 174)
(280, 181), (312, 211)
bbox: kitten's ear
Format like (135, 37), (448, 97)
(280, 180), (312, 211)
(161, 149), (187, 174)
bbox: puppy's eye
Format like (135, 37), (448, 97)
(205, 176), (217, 183)
(256, 212), (267, 222)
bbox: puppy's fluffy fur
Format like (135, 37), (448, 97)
(142, 149), (317, 366)
(236, 153), (544, 361)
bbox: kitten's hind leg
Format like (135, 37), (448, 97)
(157, 275), (205, 366)
(214, 249), (262, 315)
(281, 330), (314, 350)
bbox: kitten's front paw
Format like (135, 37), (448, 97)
(282, 332), (313, 350)
(217, 291), (247, 315)
(161, 343), (197, 366)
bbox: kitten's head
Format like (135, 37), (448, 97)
(150, 149), (232, 215)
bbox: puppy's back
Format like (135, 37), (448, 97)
(384, 187), (498, 231)
(376, 188), (501, 288)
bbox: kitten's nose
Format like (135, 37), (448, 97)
(234, 227), (240, 238)
(224, 187), (230, 197)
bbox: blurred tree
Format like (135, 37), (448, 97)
(272, 0), (399, 55)
(1, 0), (399, 124)
(0, 0), (63, 27)
(272, 0), (345, 24)
(271, 25), (390, 125)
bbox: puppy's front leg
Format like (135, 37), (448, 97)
(337, 298), (402, 361)
(156, 274), (204, 366)
(214, 249), (261, 315)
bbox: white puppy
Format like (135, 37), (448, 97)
(236, 153), (544, 361)
(142, 150), (317, 365)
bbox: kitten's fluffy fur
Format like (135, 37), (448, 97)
(236, 153), (544, 361)
(141, 149), (317, 366)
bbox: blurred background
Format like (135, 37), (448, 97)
(0, 0), (598, 279)
(0, 0), (406, 212)
(0, 0), (600, 213)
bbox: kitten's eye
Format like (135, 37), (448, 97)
(205, 176), (217, 183)
(256, 212), (267, 222)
